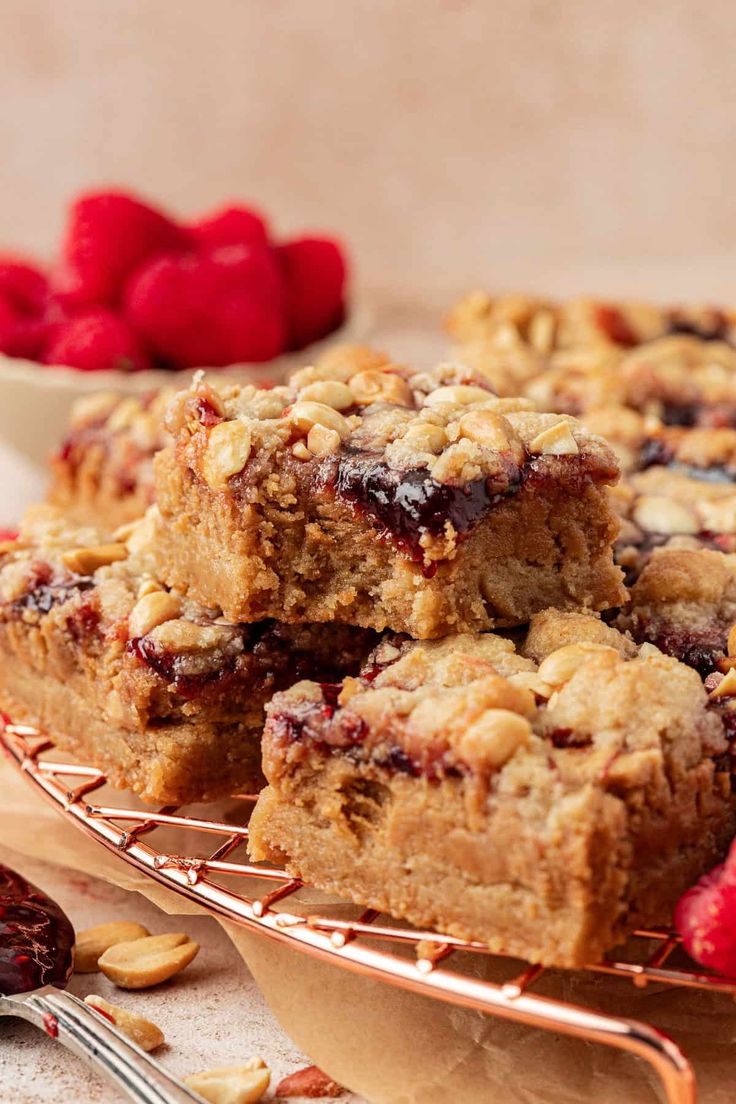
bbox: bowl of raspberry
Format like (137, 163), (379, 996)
(0, 189), (363, 465)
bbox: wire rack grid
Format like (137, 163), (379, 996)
(3, 718), (735, 1104)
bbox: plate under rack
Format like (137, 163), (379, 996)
(3, 718), (734, 1104)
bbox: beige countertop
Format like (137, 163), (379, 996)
(0, 847), (364, 1104)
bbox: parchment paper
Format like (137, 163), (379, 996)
(2, 752), (735, 1104)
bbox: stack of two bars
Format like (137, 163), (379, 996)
(2, 347), (734, 967)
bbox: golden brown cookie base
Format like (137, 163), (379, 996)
(249, 617), (734, 967)
(0, 649), (263, 804)
(249, 749), (733, 968)
(153, 448), (625, 638)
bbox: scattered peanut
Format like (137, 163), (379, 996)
(74, 921), (150, 973)
(306, 424), (342, 457)
(632, 495), (697, 536)
(112, 520), (141, 543)
(136, 576), (163, 600)
(348, 369), (412, 407)
(107, 397), (145, 433)
(84, 994), (164, 1051)
(289, 401), (350, 438)
(185, 1059), (270, 1104)
(98, 932), (199, 989)
(62, 543), (128, 575)
(537, 643), (619, 688)
(709, 668), (736, 699)
(202, 420), (252, 491)
(528, 421), (579, 456)
(129, 591), (182, 638)
(696, 498), (736, 535)
(402, 421), (448, 453)
(528, 309), (555, 353)
(457, 410), (511, 449)
(291, 441), (313, 461)
(423, 384), (491, 408)
(457, 710), (531, 771)
(492, 320), (522, 349)
(297, 379), (354, 410)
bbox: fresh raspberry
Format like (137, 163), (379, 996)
(0, 529), (19, 542)
(43, 309), (151, 372)
(0, 306), (47, 360)
(0, 257), (48, 316)
(0, 256), (51, 359)
(278, 237), (347, 348)
(54, 190), (190, 308)
(125, 245), (286, 367)
(190, 205), (269, 251)
(675, 846), (736, 975)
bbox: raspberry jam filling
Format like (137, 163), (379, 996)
(127, 620), (376, 700)
(268, 683), (458, 779)
(11, 573), (96, 616)
(667, 310), (730, 342)
(629, 621), (727, 679)
(657, 402), (736, 430)
(126, 635), (238, 698)
(639, 439), (736, 483)
(322, 454), (519, 562)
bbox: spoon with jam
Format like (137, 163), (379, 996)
(0, 862), (202, 1103)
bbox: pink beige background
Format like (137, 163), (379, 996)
(1, 0), (735, 303)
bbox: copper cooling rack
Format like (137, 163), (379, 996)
(3, 719), (734, 1104)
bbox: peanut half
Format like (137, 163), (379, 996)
(98, 932), (199, 989)
(75, 921), (150, 973)
(62, 543), (128, 576)
(84, 994), (164, 1051)
(184, 1059), (270, 1104)
(202, 419), (252, 491)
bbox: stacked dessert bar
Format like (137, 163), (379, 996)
(2, 329), (735, 968)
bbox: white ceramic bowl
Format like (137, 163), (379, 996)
(0, 302), (372, 468)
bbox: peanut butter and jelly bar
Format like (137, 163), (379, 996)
(448, 292), (736, 426)
(152, 356), (625, 638)
(48, 390), (172, 531)
(446, 291), (735, 351)
(0, 508), (374, 804)
(617, 547), (736, 680)
(249, 611), (735, 967)
(607, 423), (736, 582)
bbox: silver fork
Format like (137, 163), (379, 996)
(2, 986), (203, 1104)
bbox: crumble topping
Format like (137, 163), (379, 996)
(264, 611), (725, 787)
(165, 356), (619, 500)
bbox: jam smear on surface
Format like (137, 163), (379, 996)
(0, 864), (75, 995)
